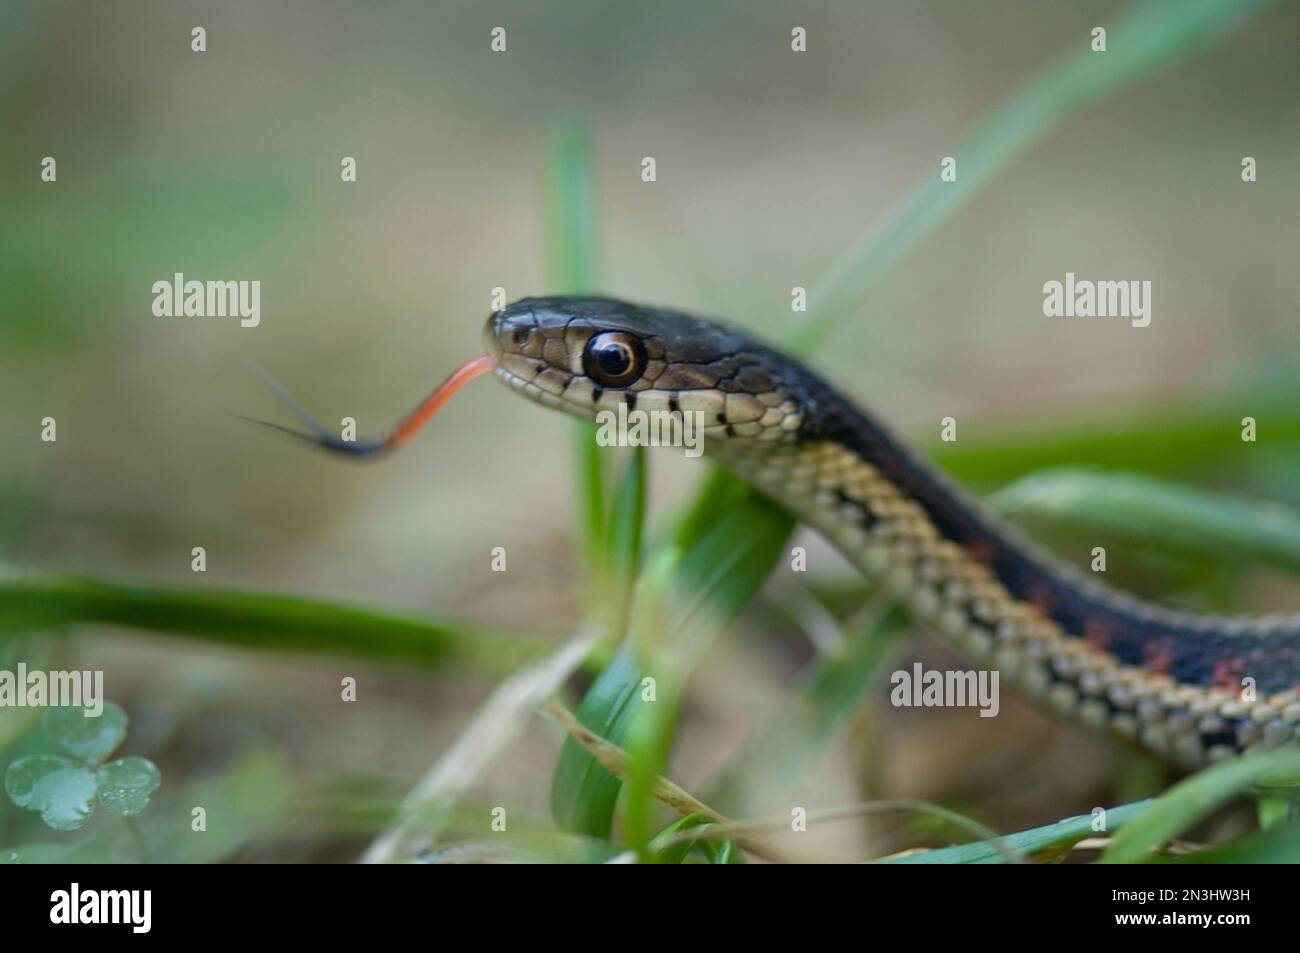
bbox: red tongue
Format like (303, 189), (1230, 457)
(386, 354), (497, 449)
(245, 353), (498, 458)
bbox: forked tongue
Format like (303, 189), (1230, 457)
(242, 355), (497, 458)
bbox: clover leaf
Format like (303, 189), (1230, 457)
(3, 702), (161, 832)
(95, 757), (162, 817)
(43, 703), (128, 764)
(4, 755), (97, 832)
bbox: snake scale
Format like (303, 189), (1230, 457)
(483, 296), (1300, 769)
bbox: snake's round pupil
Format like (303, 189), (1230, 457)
(597, 342), (630, 375)
(584, 331), (645, 387)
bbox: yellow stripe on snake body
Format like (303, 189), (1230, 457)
(484, 296), (1300, 768)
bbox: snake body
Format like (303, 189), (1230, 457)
(485, 296), (1300, 767)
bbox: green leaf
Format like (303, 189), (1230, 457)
(660, 491), (796, 633)
(705, 836), (745, 865)
(4, 755), (97, 831)
(668, 468), (750, 553)
(574, 423), (609, 602)
(43, 702), (127, 764)
(0, 572), (543, 673)
(546, 119), (608, 600)
(549, 492), (794, 839)
(5, 754), (73, 806)
(931, 395), (1300, 492)
(605, 448), (647, 639)
(1163, 821), (1300, 864)
(95, 756), (162, 817)
(619, 661), (682, 856)
(1256, 795), (1296, 831)
(545, 119), (600, 294)
(991, 467), (1300, 574)
(621, 493), (795, 853)
(648, 813), (708, 864)
(881, 801), (1150, 864)
(648, 813), (745, 864)
(549, 644), (643, 837)
(1102, 749), (1300, 863)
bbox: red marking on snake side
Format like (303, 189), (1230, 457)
(1026, 586), (1055, 618)
(1083, 619), (1114, 652)
(1212, 657), (1247, 691)
(1142, 639), (1175, 674)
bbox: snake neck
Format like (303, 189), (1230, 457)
(710, 385), (1300, 768)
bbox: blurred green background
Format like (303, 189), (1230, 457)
(2, 0), (1299, 861)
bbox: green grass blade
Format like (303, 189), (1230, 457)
(547, 449), (647, 838)
(1101, 749), (1300, 863)
(573, 425), (608, 602)
(659, 493), (796, 633)
(668, 468), (751, 553)
(792, 0), (1280, 355)
(546, 119), (601, 295)
(548, 643), (642, 836)
(649, 813), (744, 864)
(620, 495), (795, 854)
(605, 448), (647, 639)
(619, 669), (682, 857)
(1256, 793), (1297, 831)
(615, 551), (683, 856)
(545, 120), (609, 599)
(991, 467), (1300, 574)
(931, 395), (1300, 491)
(1163, 822), (1300, 864)
(0, 571), (543, 672)
(549, 492), (794, 840)
(881, 800), (1151, 864)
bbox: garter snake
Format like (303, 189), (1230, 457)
(483, 296), (1300, 769)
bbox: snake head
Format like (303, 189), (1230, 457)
(484, 296), (808, 449)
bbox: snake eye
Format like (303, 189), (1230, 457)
(583, 331), (646, 387)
